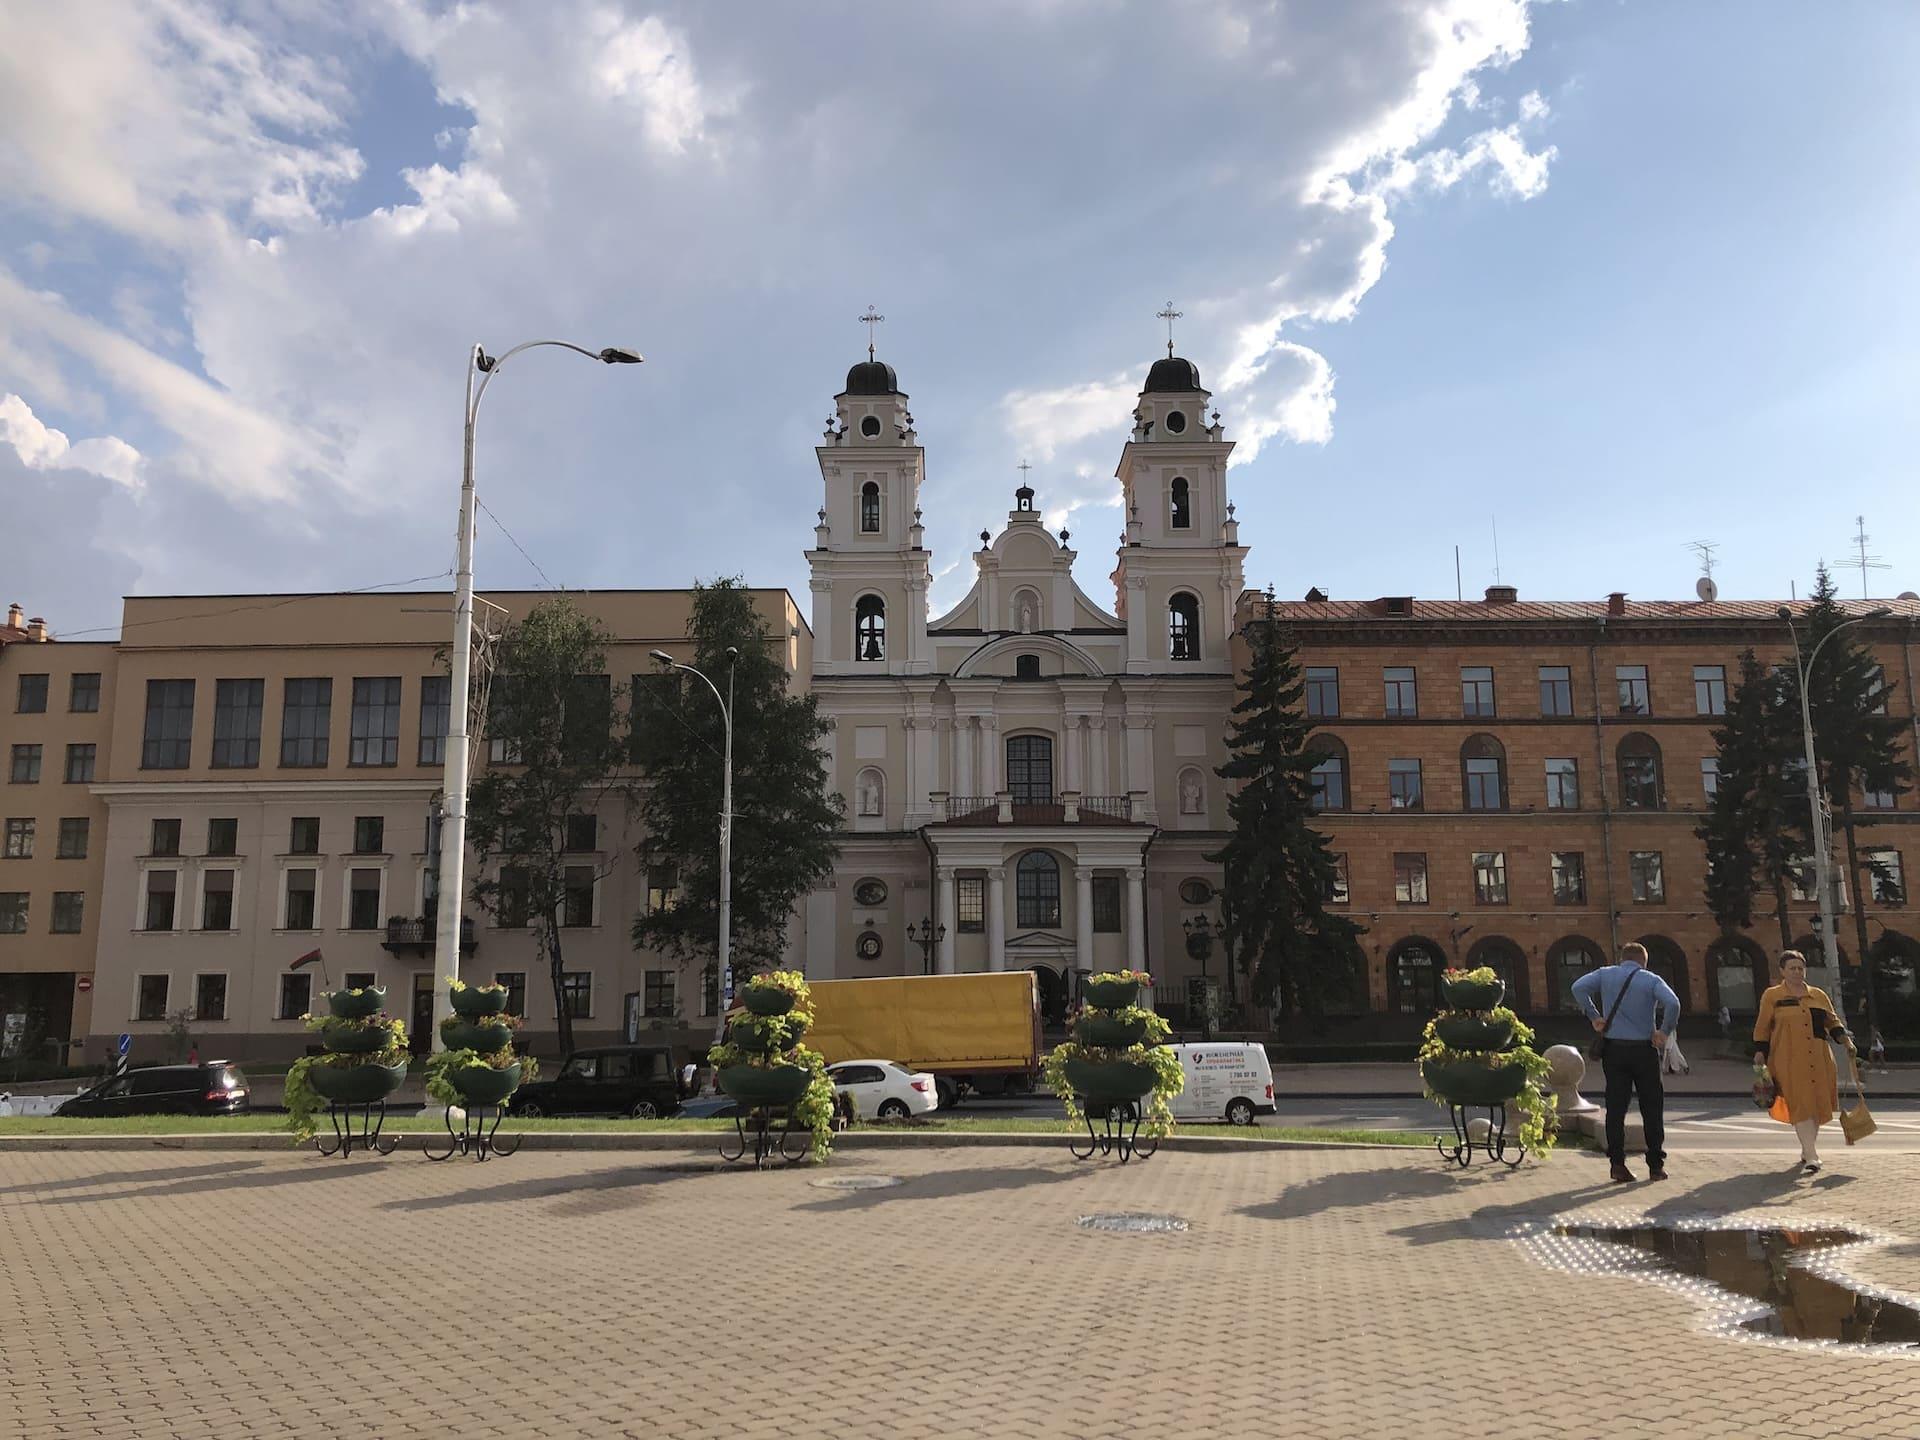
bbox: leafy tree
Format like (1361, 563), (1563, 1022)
(466, 599), (636, 1055)
(630, 578), (841, 996)
(1697, 650), (1809, 949)
(1207, 593), (1366, 1023)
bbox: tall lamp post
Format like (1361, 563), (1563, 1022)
(1777, 603), (1892, 1027)
(1182, 914), (1215, 1039)
(433, 340), (642, 1048)
(906, 918), (946, 975)
(651, 648), (738, 1045)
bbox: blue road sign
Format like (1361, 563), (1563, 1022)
(116, 1033), (131, 1056)
(723, 967), (735, 1003)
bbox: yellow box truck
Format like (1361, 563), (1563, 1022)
(806, 972), (1042, 1109)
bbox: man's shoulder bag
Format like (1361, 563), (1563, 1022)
(1590, 968), (1644, 1061)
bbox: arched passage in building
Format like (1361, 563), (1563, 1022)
(1466, 935), (1529, 1012)
(1634, 934), (1690, 1010)
(1705, 934), (1768, 1014)
(1547, 934), (1606, 1012)
(1386, 936), (1448, 1015)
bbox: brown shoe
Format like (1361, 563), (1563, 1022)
(1610, 1163), (1636, 1183)
(1648, 1166), (1668, 1182)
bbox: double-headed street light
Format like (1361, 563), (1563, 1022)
(650, 647), (738, 1044)
(432, 341), (642, 1047)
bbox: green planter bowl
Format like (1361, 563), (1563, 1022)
(1075, 1014), (1148, 1049)
(326, 987), (387, 1020)
(321, 1021), (393, 1055)
(1440, 977), (1505, 1013)
(441, 1019), (513, 1053)
(1432, 1016), (1516, 1053)
(1421, 1057), (1528, 1106)
(742, 988), (797, 1018)
(731, 1015), (808, 1055)
(449, 986), (510, 1018)
(306, 1060), (408, 1105)
(1061, 1057), (1158, 1107)
(1082, 978), (1142, 1011)
(717, 1064), (810, 1107)
(450, 1062), (522, 1105)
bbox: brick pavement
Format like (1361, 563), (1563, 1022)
(2, 1144), (1918, 1439)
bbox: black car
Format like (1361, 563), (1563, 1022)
(507, 1046), (681, 1118)
(56, 1062), (251, 1118)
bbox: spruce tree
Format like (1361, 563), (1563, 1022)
(1207, 593), (1365, 1023)
(1697, 650), (1808, 950)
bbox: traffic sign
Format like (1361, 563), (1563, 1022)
(723, 966), (735, 1003)
(75, 976), (93, 993)
(116, 1033), (130, 1056)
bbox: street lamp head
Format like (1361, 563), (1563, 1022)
(1864, 606), (1894, 622)
(599, 347), (644, 365)
(725, 646), (739, 660)
(648, 649), (674, 666)
(1776, 605), (1795, 621)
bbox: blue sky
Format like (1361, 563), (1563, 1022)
(0, 1), (1913, 638)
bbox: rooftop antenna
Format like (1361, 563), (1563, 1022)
(1156, 300), (1182, 357)
(1454, 545), (1462, 602)
(1838, 514), (1888, 599)
(858, 305), (884, 361)
(1688, 540), (1720, 603)
(1491, 517), (1502, 586)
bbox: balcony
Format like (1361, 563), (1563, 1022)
(382, 917), (478, 955)
(932, 791), (1147, 826)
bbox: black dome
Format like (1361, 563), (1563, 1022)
(844, 359), (900, 396)
(1144, 355), (1203, 393)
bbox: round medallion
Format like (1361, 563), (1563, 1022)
(1164, 409), (1187, 434)
(860, 415), (882, 438)
(852, 877), (888, 908)
(855, 931), (884, 961)
(1178, 877), (1214, 905)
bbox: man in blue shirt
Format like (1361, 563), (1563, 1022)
(1570, 942), (1682, 1183)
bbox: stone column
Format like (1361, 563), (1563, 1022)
(979, 715), (1001, 796)
(1125, 866), (1146, 974)
(1075, 867), (1095, 976)
(987, 867), (1007, 972)
(955, 716), (975, 799)
(810, 576), (833, 666)
(936, 866), (958, 975)
(1062, 714), (1083, 795)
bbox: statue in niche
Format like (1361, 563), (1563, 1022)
(856, 771), (883, 817)
(1179, 771), (1204, 815)
(1015, 594), (1035, 634)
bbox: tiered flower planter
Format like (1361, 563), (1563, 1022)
(711, 972), (835, 1167)
(285, 987), (410, 1157)
(424, 981), (532, 1162)
(1043, 971), (1182, 1163)
(1418, 968), (1552, 1167)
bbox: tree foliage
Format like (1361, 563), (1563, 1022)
(1697, 650), (1808, 948)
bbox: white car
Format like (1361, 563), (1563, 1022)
(827, 1059), (939, 1120)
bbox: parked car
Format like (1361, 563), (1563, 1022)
(1165, 1043), (1276, 1126)
(826, 1059), (938, 1120)
(507, 1045), (681, 1118)
(55, 1063), (251, 1118)
(673, 1095), (742, 1121)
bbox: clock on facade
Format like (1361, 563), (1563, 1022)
(853, 878), (888, 908)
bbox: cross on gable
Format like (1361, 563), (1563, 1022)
(859, 305), (885, 360)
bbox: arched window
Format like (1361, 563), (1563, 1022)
(1308, 737), (1349, 812)
(1548, 936), (1605, 1011)
(854, 595), (886, 662)
(1635, 934), (1690, 1008)
(1168, 591), (1200, 661)
(1388, 938), (1444, 1014)
(1466, 936), (1529, 1012)
(1015, 653), (1041, 681)
(1170, 476), (1191, 530)
(854, 767), (885, 819)
(1016, 850), (1062, 929)
(1707, 936), (1767, 1013)
(1461, 734), (1507, 812)
(1617, 732), (1664, 809)
(1006, 734), (1054, 804)
(859, 481), (881, 533)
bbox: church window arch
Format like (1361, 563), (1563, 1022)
(854, 594), (886, 662)
(859, 481), (881, 533)
(1170, 476), (1191, 530)
(1006, 734), (1054, 804)
(1168, 591), (1201, 661)
(1016, 850), (1062, 929)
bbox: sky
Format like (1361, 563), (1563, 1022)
(1, 0), (1915, 640)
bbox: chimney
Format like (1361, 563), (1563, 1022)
(1484, 585), (1518, 605)
(26, 616), (48, 642)
(5, 603), (21, 630)
(1606, 591), (1627, 617)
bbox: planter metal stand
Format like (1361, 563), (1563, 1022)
(720, 1105), (809, 1169)
(423, 1102), (520, 1162)
(1069, 1099), (1158, 1164)
(1436, 1102), (1526, 1169)
(314, 1101), (400, 1158)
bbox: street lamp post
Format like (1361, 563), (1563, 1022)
(1777, 603), (1892, 1028)
(1182, 914), (1214, 1040)
(651, 648), (738, 1044)
(906, 918), (946, 975)
(433, 341), (642, 1049)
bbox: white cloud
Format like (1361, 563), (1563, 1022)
(587, 10), (724, 156)
(0, 393), (144, 491)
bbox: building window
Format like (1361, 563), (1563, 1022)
(495, 972), (527, 1017)
(646, 864), (678, 915)
(277, 972), (312, 1020)
(3, 818), (32, 859)
(860, 480), (881, 533)
(48, 890), (82, 934)
(1014, 653), (1041, 681)
(342, 971), (376, 992)
(290, 817), (320, 854)
(141, 679), (195, 770)
(194, 973), (227, 1022)
(284, 868), (318, 930)
(956, 876), (985, 932)
(150, 819), (180, 856)
(17, 674), (47, 713)
(1472, 851), (1509, 905)
(419, 675), (451, 766)
(1617, 733), (1664, 810)
(144, 871), (178, 931)
(1393, 853), (1429, 905)
(559, 971), (592, 1018)
(1006, 735), (1054, 804)
(1389, 942), (1442, 1014)
(1461, 735), (1506, 811)
(69, 672), (100, 713)
(1305, 667), (1340, 717)
(1700, 757), (1720, 801)
(1460, 665), (1496, 718)
(347, 677), (402, 767)
(1616, 664), (1650, 715)
(352, 816), (385, 855)
(60, 743), (93, 784)
(1169, 476), (1191, 529)
(641, 969), (674, 1019)
(1383, 666), (1418, 718)
(1629, 850), (1665, 903)
(497, 866), (530, 928)
(1694, 664), (1728, 716)
(1015, 850), (1061, 929)
(347, 868), (382, 930)
(1551, 851), (1587, 905)
(1865, 850), (1905, 906)
(1326, 854), (1351, 905)
(1863, 783), (1896, 811)
(565, 813), (598, 852)
(0, 893), (24, 933)
(278, 677), (333, 768)
(201, 870), (236, 931)
(562, 865), (596, 928)
(10, 743), (42, 783)
(56, 817), (88, 859)
(210, 679), (264, 769)
(855, 595), (886, 661)
(1167, 592), (1201, 661)
(1545, 757), (1580, 810)
(135, 974), (169, 1022)
(1538, 665), (1573, 716)
(206, 818), (238, 857)
(1091, 875), (1122, 932)
(1308, 740), (1349, 812)
(1550, 940), (1604, 1011)
(1387, 758), (1423, 811)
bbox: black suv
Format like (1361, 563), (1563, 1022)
(508, 1046), (681, 1118)
(56, 1062), (251, 1118)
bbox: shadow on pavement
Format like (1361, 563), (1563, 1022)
(0, 1160), (265, 1198)
(1643, 1164), (1847, 1220)
(795, 1162), (1093, 1212)
(32, 1158), (396, 1205)
(377, 1162), (711, 1214)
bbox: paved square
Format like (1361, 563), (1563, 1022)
(3, 1143), (1918, 1439)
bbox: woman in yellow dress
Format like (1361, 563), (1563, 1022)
(1752, 950), (1855, 1174)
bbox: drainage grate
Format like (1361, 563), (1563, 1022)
(1077, 1212), (1189, 1234)
(809, 1174), (904, 1191)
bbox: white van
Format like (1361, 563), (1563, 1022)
(1167, 1043), (1276, 1126)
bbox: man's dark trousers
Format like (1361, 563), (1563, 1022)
(1601, 1038), (1665, 1168)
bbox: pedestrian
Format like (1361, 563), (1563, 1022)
(1717, 1004), (1732, 1053)
(1753, 949), (1854, 1175)
(1571, 941), (1682, 1184)
(1869, 1027), (1887, 1076)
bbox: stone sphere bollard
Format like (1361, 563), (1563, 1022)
(1466, 1116), (1492, 1143)
(1543, 1043), (1598, 1114)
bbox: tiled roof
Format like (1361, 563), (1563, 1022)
(1245, 595), (1920, 623)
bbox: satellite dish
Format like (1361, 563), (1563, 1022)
(1696, 576), (1719, 602)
